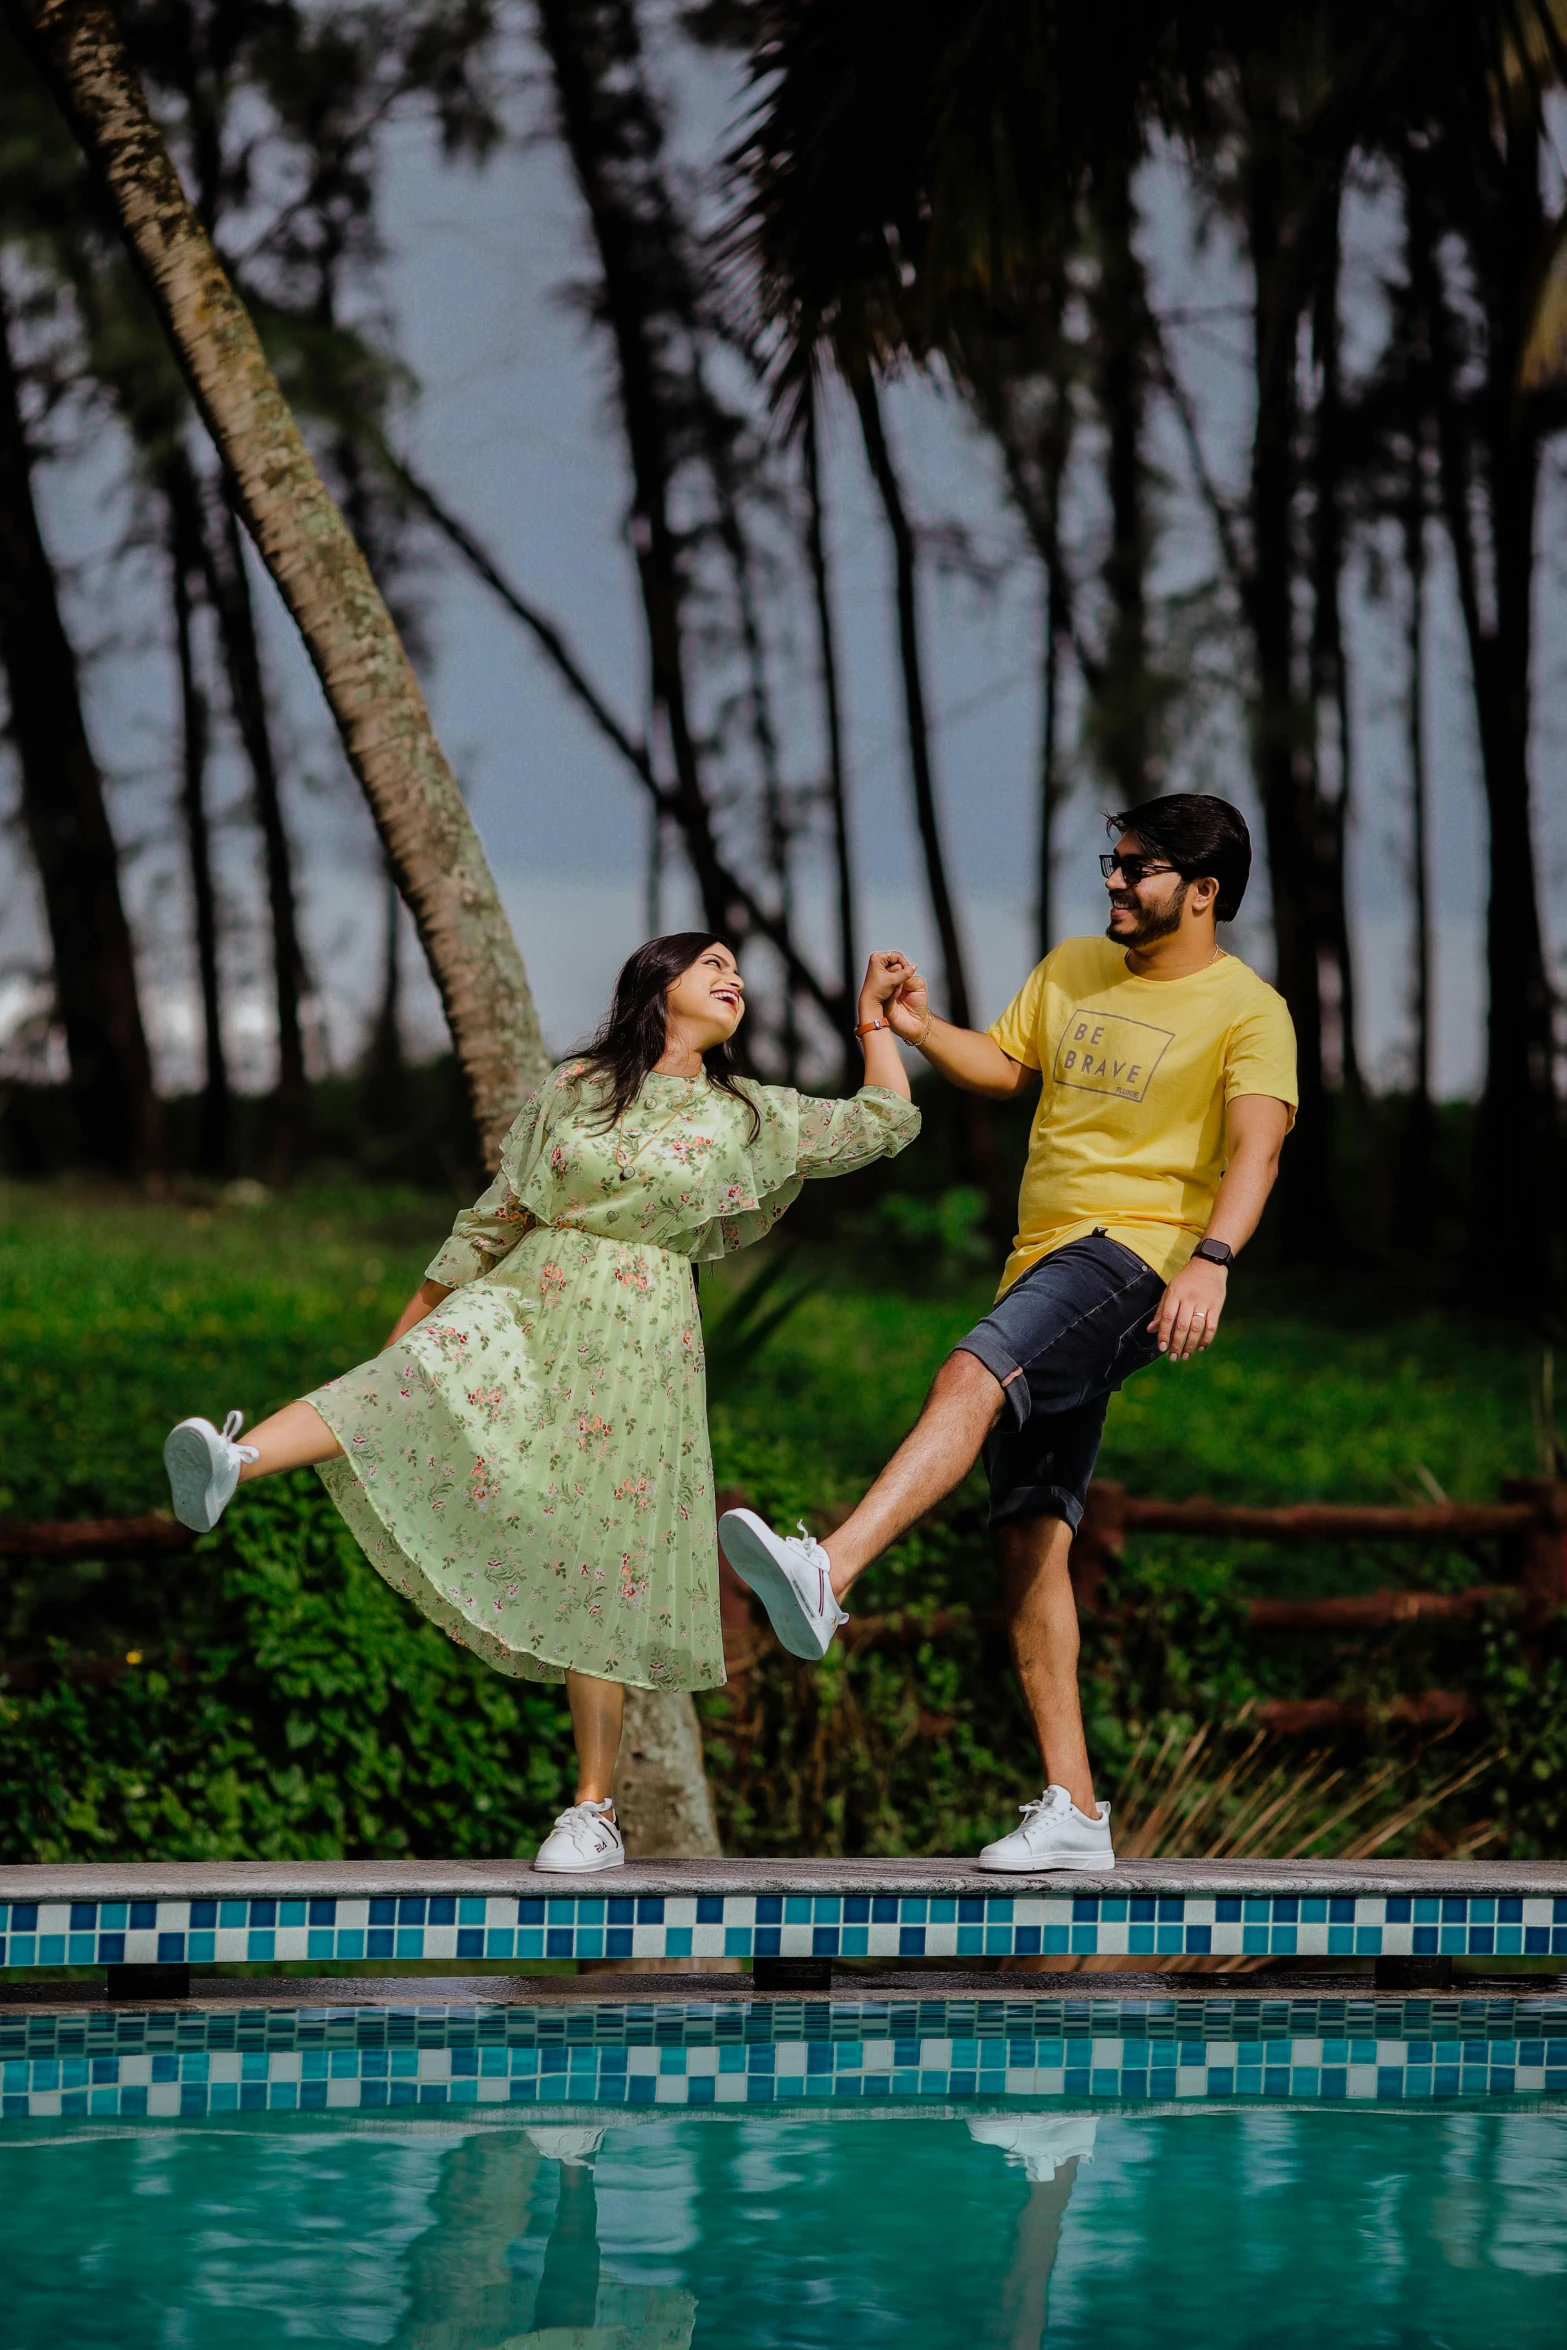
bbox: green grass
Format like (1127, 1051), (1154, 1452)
(0, 1179), (1561, 1862)
(0, 1180), (445, 1522)
(2, 1177), (1539, 1525)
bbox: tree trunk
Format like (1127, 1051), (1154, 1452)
(852, 373), (974, 1030)
(1406, 135), (1555, 1267)
(205, 489), (311, 1179)
(613, 1688), (722, 1857)
(802, 381), (858, 1082)
(361, 857), (406, 1136)
(1037, 554), (1067, 960)
(532, 0), (844, 1048)
(532, 0), (734, 947)
(1090, 147), (1153, 802)
(1401, 434), (1434, 1241)
(163, 454), (229, 1175)
(1307, 208), (1366, 1111)
(0, 278), (161, 1172)
(8, 0), (546, 1157)
(1242, 93), (1332, 1241)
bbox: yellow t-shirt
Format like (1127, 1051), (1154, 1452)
(986, 937), (1298, 1295)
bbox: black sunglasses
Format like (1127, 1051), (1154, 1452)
(1099, 852), (1177, 885)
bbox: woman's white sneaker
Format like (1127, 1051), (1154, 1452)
(533, 1799), (625, 1873)
(163, 1411), (259, 1533)
(977, 1784), (1115, 1873)
(717, 1509), (847, 1660)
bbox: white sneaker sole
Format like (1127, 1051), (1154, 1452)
(718, 1509), (835, 1660)
(977, 1842), (1116, 1875)
(163, 1423), (229, 1533)
(532, 1842), (625, 1875)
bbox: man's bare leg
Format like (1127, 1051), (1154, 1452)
(995, 1516), (1095, 1814)
(236, 1399), (342, 1481)
(824, 1351), (1007, 1601)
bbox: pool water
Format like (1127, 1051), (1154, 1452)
(1, 2104), (1565, 2347)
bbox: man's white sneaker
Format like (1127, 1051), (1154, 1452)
(533, 1799), (625, 1874)
(977, 1783), (1115, 1873)
(526, 2124), (606, 2166)
(717, 1509), (847, 1661)
(163, 1411), (259, 1533)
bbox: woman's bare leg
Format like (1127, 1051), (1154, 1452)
(236, 1400), (343, 1481)
(566, 1671), (626, 1806)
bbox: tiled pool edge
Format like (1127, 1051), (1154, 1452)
(3, 1989), (1565, 2122)
(2, 1889), (1564, 1972)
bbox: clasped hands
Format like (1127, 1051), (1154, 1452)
(859, 950), (931, 1043)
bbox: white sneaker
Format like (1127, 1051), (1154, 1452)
(967, 2115), (1097, 2183)
(717, 1509), (848, 1660)
(526, 2124), (606, 2166)
(163, 1411), (259, 1532)
(977, 1783), (1115, 1873)
(533, 1799), (625, 1874)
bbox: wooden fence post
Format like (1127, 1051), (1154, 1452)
(1070, 1481), (1126, 1615)
(1500, 1477), (1567, 1615)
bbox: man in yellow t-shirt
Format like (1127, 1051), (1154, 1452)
(720, 794), (1297, 1874)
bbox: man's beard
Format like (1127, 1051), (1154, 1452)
(1106, 879), (1188, 949)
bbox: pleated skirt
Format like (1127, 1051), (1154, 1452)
(310, 1225), (723, 1691)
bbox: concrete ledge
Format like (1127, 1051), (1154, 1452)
(4, 1861), (1563, 1978)
(4, 1857), (1566, 1901)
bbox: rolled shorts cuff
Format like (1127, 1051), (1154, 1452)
(954, 1329), (1031, 1430)
(988, 1480), (1085, 1533)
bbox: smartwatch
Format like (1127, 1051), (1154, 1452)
(1192, 1237), (1234, 1269)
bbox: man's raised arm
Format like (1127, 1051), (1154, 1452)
(886, 966), (1035, 1099)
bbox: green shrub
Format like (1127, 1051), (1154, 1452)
(0, 1478), (574, 1863)
(0, 1178), (1557, 1862)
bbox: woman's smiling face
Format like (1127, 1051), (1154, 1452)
(664, 943), (745, 1050)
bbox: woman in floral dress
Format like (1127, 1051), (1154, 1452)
(163, 934), (920, 1870)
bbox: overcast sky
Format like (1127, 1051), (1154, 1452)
(5, 25), (1565, 1098)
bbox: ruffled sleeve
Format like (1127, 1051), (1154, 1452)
(791, 1085), (923, 1176)
(686, 1082), (921, 1261)
(424, 1087), (549, 1287)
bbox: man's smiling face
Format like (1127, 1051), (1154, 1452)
(1103, 832), (1189, 950)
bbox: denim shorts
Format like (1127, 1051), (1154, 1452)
(955, 1232), (1165, 1530)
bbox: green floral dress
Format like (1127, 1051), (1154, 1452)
(311, 1063), (919, 1692)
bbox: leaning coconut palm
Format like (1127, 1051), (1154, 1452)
(7, 0), (724, 1854)
(4, 0), (543, 1157)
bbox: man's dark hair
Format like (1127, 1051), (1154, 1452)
(1106, 794), (1252, 923)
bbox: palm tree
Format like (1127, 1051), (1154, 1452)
(7, 0), (546, 1156)
(0, 276), (163, 1172)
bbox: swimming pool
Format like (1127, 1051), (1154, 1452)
(2, 1991), (1563, 2346)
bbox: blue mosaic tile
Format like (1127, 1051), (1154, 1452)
(0, 1990), (1562, 2119)
(1, 1889), (1563, 1969)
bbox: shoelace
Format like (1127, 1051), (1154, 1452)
(555, 1801), (617, 1838)
(794, 1522), (848, 1624)
(1017, 1789), (1073, 1826)
(221, 1409), (260, 1465)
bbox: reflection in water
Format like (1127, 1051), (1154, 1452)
(389, 2121), (696, 2350)
(969, 2117), (1095, 2345)
(1, 2109), (1565, 2347)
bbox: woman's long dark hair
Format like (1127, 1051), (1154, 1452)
(573, 933), (759, 1136)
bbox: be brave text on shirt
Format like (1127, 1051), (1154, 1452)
(1053, 1009), (1174, 1104)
